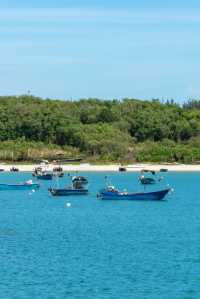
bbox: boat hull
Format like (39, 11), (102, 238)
(36, 174), (53, 180)
(98, 188), (170, 201)
(0, 183), (40, 191)
(49, 188), (88, 196)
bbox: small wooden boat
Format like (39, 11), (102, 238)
(97, 186), (170, 201)
(119, 167), (127, 172)
(49, 187), (88, 196)
(0, 181), (40, 191)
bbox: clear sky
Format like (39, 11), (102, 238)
(1, 1), (200, 101)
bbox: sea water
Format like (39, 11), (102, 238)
(0, 171), (199, 299)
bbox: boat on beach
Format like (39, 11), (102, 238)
(10, 167), (19, 172)
(119, 166), (127, 172)
(97, 186), (171, 201)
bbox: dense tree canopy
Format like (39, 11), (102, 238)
(0, 95), (200, 162)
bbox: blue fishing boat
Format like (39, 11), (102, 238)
(49, 175), (88, 196)
(49, 187), (88, 196)
(0, 180), (40, 191)
(36, 173), (53, 180)
(33, 166), (53, 180)
(139, 169), (165, 185)
(97, 186), (171, 201)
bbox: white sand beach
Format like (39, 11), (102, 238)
(1, 163), (200, 172)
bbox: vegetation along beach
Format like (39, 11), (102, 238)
(1, 96), (200, 165)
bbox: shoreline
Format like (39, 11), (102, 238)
(1, 163), (200, 172)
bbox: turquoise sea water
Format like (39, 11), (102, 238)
(0, 171), (199, 299)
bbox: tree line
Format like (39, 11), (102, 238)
(0, 95), (200, 162)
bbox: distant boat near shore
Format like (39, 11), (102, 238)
(10, 167), (19, 172)
(119, 166), (127, 172)
(160, 168), (168, 172)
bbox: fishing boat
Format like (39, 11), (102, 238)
(0, 180), (40, 191)
(32, 167), (42, 176)
(53, 167), (64, 177)
(72, 175), (88, 185)
(53, 167), (63, 172)
(160, 168), (168, 172)
(139, 169), (158, 185)
(36, 173), (53, 180)
(49, 187), (88, 196)
(97, 186), (171, 201)
(139, 176), (156, 185)
(49, 176), (88, 196)
(119, 166), (127, 172)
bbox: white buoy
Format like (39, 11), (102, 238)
(32, 189), (35, 193)
(66, 203), (71, 208)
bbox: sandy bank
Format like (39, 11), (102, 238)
(1, 163), (200, 172)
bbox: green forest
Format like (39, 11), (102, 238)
(1, 95), (200, 163)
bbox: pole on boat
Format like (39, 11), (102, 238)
(56, 174), (59, 189)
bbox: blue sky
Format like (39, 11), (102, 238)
(0, 1), (200, 101)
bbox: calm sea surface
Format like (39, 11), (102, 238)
(0, 171), (199, 299)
